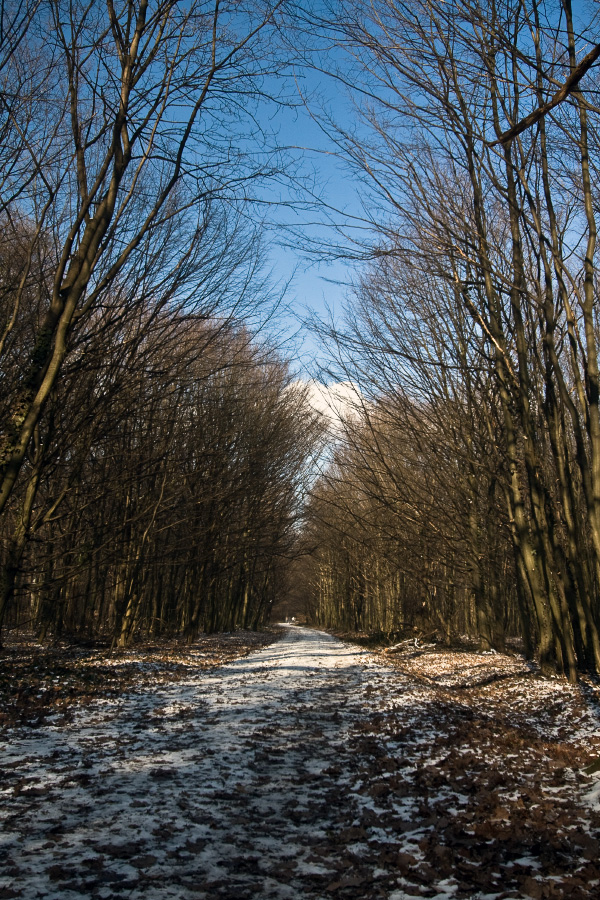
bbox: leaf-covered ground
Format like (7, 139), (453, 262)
(0, 629), (281, 729)
(1, 626), (599, 900)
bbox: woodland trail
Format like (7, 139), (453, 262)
(1, 626), (600, 900)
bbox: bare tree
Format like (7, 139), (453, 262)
(306, 0), (600, 677)
(0, 0), (292, 518)
(2, 305), (322, 645)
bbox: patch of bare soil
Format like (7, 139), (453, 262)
(0, 628), (282, 730)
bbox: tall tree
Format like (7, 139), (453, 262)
(308, 0), (600, 677)
(0, 0), (292, 516)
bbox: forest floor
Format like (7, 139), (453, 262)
(1, 626), (600, 900)
(0, 629), (281, 730)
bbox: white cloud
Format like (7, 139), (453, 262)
(302, 380), (363, 431)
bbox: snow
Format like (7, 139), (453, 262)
(0, 628), (386, 898)
(583, 778), (600, 812)
(1, 625), (599, 899)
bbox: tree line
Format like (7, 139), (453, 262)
(0, 0), (322, 646)
(4, 1), (600, 680)
(1, 299), (319, 645)
(304, 0), (600, 680)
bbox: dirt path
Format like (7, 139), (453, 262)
(1, 626), (600, 900)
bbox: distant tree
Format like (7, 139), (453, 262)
(2, 307), (322, 645)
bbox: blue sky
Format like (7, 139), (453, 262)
(252, 57), (368, 375)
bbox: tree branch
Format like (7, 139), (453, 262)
(489, 41), (600, 146)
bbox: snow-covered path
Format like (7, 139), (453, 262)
(2, 626), (600, 900)
(0, 627), (404, 900)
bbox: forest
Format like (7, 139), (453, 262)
(2, 0), (600, 683)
